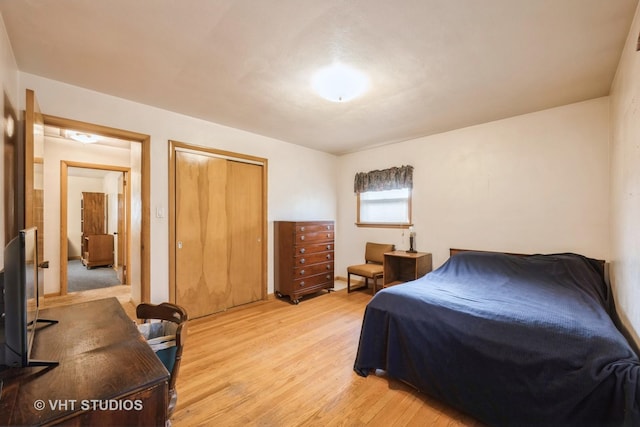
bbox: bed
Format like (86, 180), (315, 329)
(353, 250), (639, 426)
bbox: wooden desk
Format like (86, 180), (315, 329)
(383, 251), (433, 288)
(0, 298), (168, 426)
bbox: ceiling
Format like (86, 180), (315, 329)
(0, 1), (637, 155)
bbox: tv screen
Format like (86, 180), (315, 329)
(24, 227), (39, 353)
(1, 227), (57, 368)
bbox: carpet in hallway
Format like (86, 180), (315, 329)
(67, 259), (121, 292)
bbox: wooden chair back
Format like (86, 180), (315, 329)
(364, 242), (395, 264)
(137, 302), (188, 394)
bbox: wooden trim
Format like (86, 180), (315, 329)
(140, 134), (151, 303)
(168, 140), (268, 304)
(170, 140), (267, 165)
(44, 114), (150, 303)
(355, 223), (413, 229)
(168, 142), (176, 304)
(44, 114), (149, 142)
(24, 90), (36, 228)
(261, 158), (268, 301)
(59, 162), (68, 293)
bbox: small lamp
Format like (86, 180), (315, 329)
(407, 227), (417, 253)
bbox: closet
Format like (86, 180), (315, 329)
(171, 143), (266, 319)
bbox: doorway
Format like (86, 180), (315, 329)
(43, 115), (150, 302)
(24, 89), (151, 303)
(63, 165), (130, 293)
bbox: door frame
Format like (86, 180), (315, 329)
(168, 140), (268, 304)
(45, 114), (152, 303)
(60, 162), (131, 294)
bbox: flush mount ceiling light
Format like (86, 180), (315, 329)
(311, 62), (369, 102)
(66, 130), (99, 144)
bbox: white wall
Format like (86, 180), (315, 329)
(609, 3), (640, 344)
(337, 97), (610, 276)
(18, 73), (337, 303)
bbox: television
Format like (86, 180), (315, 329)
(0, 226), (57, 368)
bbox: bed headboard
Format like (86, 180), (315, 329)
(449, 248), (606, 272)
(450, 248), (531, 258)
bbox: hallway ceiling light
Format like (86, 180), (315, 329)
(311, 62), (369, 102)
(66, 130), (99, 144)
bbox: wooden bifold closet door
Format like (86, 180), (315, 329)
(174, 149), (264, 319)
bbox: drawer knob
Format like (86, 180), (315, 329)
(326, 265), (331, 270)
(326, 274), (331, 280)
(300, 236), (305, 241)
(300, 226), (305, 231)
(300, 270), (305, 275)
(300, 248), (306, 254)
(300, 258), (306, 264)
(326, 254), (331, 259)
(300, 281), (305, 287)
(327, 245), (331, 250)
(327, 233), (331, 238)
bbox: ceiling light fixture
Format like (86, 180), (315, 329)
(311, 62), (369, 102)
(66, 130), (99, 144)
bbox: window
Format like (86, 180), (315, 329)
(357, 188), (412, 227)
(354, 165), (413, 228)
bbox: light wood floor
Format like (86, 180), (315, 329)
(44, 285), (482, 426)
(43, 284), (136, 318)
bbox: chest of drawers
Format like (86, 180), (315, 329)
(274, 221), (335, 304)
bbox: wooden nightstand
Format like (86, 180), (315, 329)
(383, 251), (432, 288)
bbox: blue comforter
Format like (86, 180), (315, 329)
(353, 251), (639, 426)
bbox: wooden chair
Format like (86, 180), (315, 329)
(137, 302), (188, 418)
(347, 242), (395, 294)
